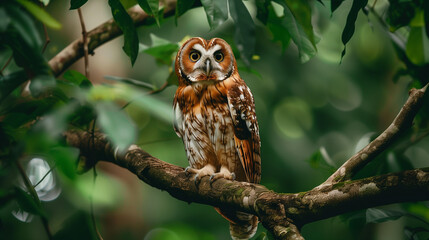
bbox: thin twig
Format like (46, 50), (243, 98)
(148, 81), (169, 94)
(15, 159), (53, 240)
(394, 129), (429, 154)
(90, 166), (104, 240)
(41, 24), (50, 53)
(88, 118), (103, 240)
(40, 2), (50, 53)
(371, 0), (378, 9)
(0, 55), (13, 76)
(77, 8), (90, 79)
(319, 83), (428, 187)
(49, 1), (181, 77)
(121, 81), (170, 109)
(33, 165), (56, 188)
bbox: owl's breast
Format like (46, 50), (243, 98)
(174, 82), (240, 171)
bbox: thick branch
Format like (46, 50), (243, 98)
(64, 130), (429, 239)
(48, 1), (178, 77)
(320, 85), (428, 186)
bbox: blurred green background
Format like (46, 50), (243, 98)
(1, 0), (429, 240)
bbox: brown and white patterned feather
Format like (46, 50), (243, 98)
(173, 37), (261, 240)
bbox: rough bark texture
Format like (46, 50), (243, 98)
(64, 130), (429, 240)
(320, 86), (428, 187)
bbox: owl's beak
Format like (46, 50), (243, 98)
(205, 59), (212, 76)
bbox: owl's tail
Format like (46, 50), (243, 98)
(215, 208), (258, 240)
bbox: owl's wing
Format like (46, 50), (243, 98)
(227, 82), (261, 184)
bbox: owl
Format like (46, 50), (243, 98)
(173, 37), (261, 240)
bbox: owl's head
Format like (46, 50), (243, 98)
(175, 37), (236, 85)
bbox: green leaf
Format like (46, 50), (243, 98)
(108, 0), (139, 66)
(70, 0), (88, 10)
(5, 4), (42, 51)
(129, 93), (173, 124)
(139, 34), (179, 65)
(104, 75), (155, 90)
(132, 97), (173, 124)
(273, 0), (317, 62)
(88, 84), (172, 124)
(48, 147), (79, 180)
(254, 232), (267, 240)
(201, 0), (228, 30)
(39, 0), (50, 6)
(316, 0), (324, 6)
(63, 70), (92, 88)
(307, 147), (336, 172)
(16, 0), (61, 29)
(283, 0), (316, 48)
(14, 187), (46, 217)
(341, 0), (368, 61)
(2, 4), (55, 97)
(94, 101), (137, 151)
(137, 0), (160, 25)
(255, 0), (270, 24)
(176, 0), (196, 20)
(366, 208), (404, 223)
(0, 70), (27, 102)
(53, 212), (97, 240)
(29, 74), (56, 97)
(0, 8), (10, 32)
(2, 99), (57, 131)
(0, 189), (16, 207)
(424, 1), (429, 38)
(69, 104), (95, 127)
(166, 70), (178, 86)
(267, 5), (291, 52)
(404, 227), (428, 240)
(406, 26), (429, 65)
(229, 0), (255, 65)
(331, 0), (344, 14)
(35, 101), (80, 139)
(386, 0), (415, 31)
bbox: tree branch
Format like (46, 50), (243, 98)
(48, 0), (179, 77)
(64, 130), (429, 239)
(320, 84), (428, 187)
(77, 8), (90, 79)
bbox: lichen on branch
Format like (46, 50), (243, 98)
(64, 130), (429, 239)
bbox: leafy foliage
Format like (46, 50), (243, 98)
(340, 0), (368, 60)
(200, 0), (228, 30)
(1, 0), (429, 239)
(228, 0), (256, 65)
(176, 0), (196, 20)
(108, 0), (139, 65)
(137, 0), (160, 25)
(69, 0), (88, 10)
(16, 0), (61, 29)
(272, 0), (317, 62)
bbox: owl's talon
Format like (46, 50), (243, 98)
(185, 166), (191, 176)
(209, 174), (218, 185)
(231, 172), (236, 181)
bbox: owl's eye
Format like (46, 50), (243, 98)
(189, 51), (201, 62)
(214, 51), (224, 62)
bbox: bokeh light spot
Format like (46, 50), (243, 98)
(144, 228), (181, 240)
(328, 74), (362, 111)
(273, 97), (313, 139)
